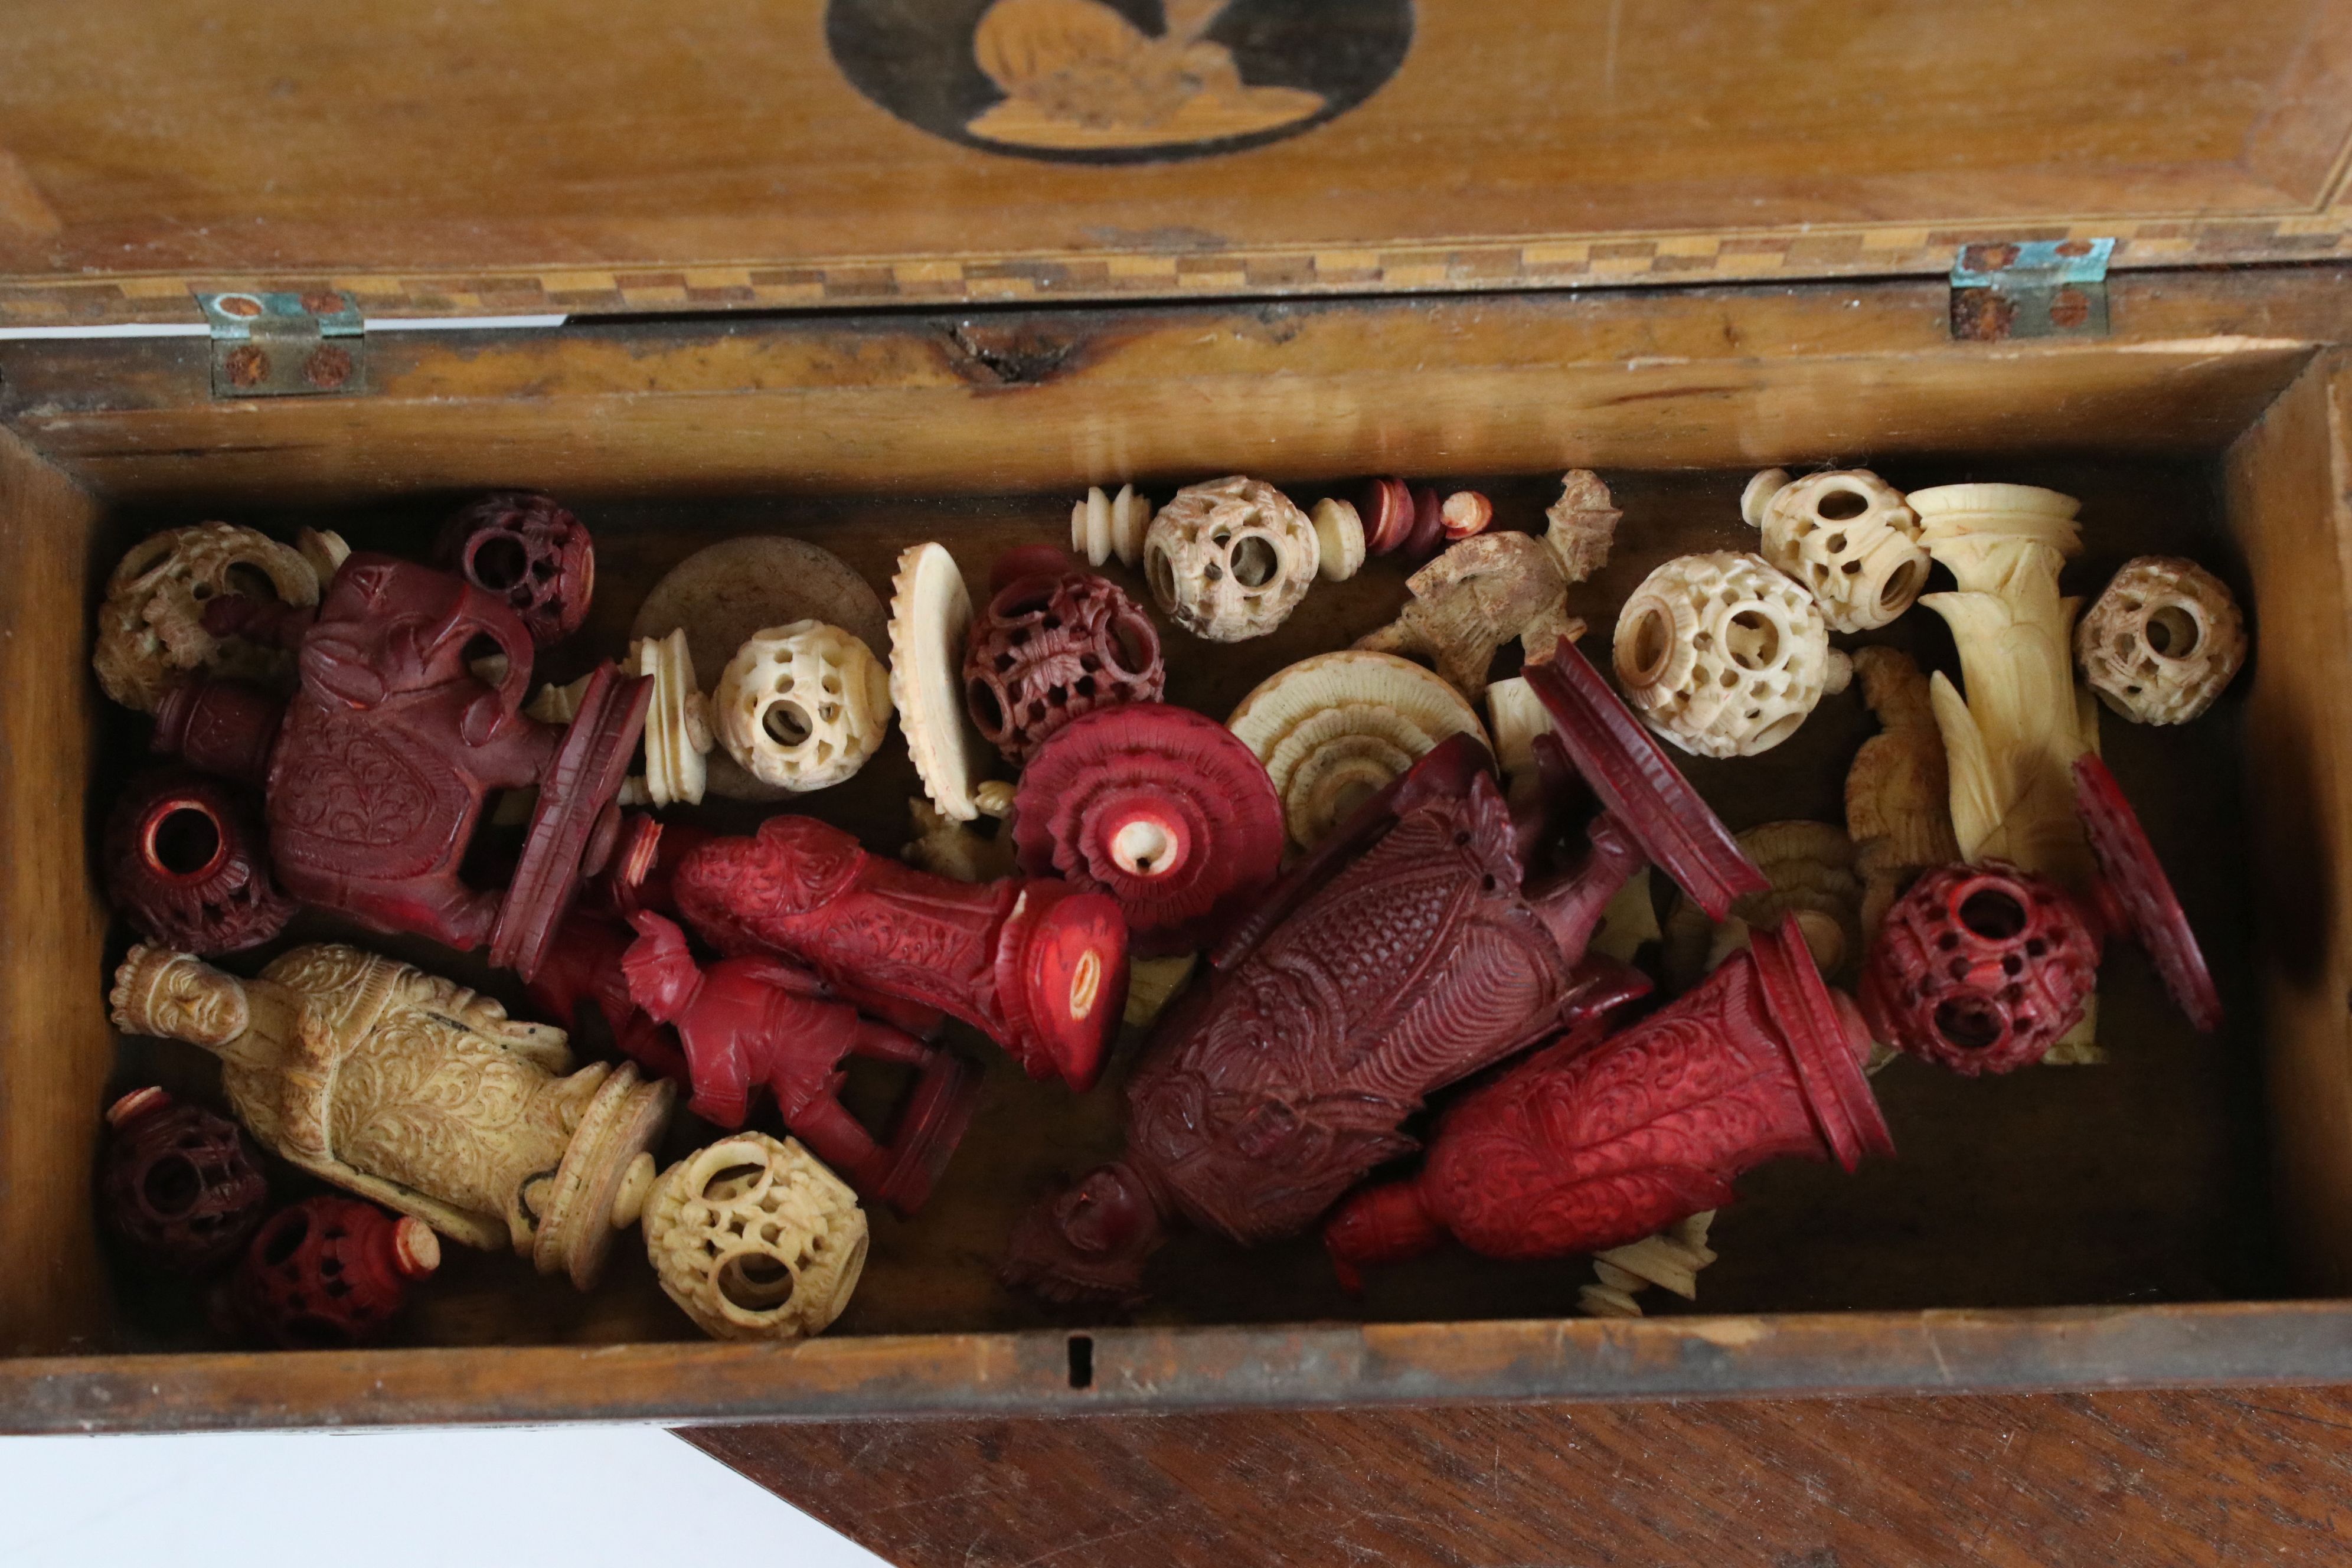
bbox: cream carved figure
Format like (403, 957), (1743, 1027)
(1612, 552), (1848, 759)
(2075, 556), (2247, 726)
(1661, 821), (1863, 992)
(109, 943), (673, 1288)
(640, 1133), (867, 1344)
(1145, 476), (1320, 642)
(1844, 647), (1962, 933)
(1580, 1211), (1719, 1319)
(95, 523), (326, 712)
(966, 0), (1323, 152)
(715, 621), (894, 792)
(1912, 482), (2105, 1062)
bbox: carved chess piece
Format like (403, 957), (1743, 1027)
(620, 911), (982, 1217)
(102, 768), (295, 956)
(1324, 918), (1892, 1283)
(109, 942), (672, 1288)
(97, 1087), (269, 1274)
(1002, 640), (1770, 1306)
(641, 1133), (869, 1343)
(233, 1196), (441, 1348)
(152, 553), (650, 981)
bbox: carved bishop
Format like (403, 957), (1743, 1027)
(108, 943), (673, 1289)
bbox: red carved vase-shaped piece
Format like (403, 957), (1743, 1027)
(233, 1196), (440, 1349)
(97, 1088), (269, 1274)
(1002, 740), (1661, 1307)
(102, 769), (295, 956)
(669, 814), (1128, 1092)
(963, 557), (1164, 766)
(1012, 703), (1283, 956)
(433, 491), (596, 648)
(1323, 917), (1894, 1286)
(1859, 861), (2101, 1074)
(619, 911), (983, 1216)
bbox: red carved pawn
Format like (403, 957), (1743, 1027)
(434, 491), (596, 648)
(1324, 917), (1894, 1285)
(234, 1196), (440, 1349)
(1861, 753), (2223, 1074)
(619, 912), (982, 1216)
(102, 769), (295, 956)
(98, 1088), (269, 1274)
(963, 553), (1163, 766)
(658, 814), (1129, 1092)
(1011, 703), (1283, 956)
(153, 554), (648, 982)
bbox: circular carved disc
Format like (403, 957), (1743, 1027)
(632, 537), (889, 689)
(2072, 753), (2223, 1032)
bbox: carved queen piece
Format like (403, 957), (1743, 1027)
(109, 943), (673, 1288)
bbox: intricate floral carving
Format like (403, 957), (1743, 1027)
(963, 560), (1164, 766)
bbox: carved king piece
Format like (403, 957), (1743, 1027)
(109, 942), (672, 1288)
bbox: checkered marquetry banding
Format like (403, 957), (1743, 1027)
(2, 213), (2348, 327)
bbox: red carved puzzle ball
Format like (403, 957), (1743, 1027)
(963, 553), (1164, 767)
(1323, 916), (1894, 1286)
(434, 491), (596, 648)
(97, 1088), (270, 1275)
(234, 1196), (439, 1350)
(1860, 753), (2222, 1073)
(101, 769), (294, 956)
(1011, 703), (1284, 956)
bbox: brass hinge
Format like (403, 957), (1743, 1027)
(1948, 239), (2113, 342)
(197, 290), (367, 397)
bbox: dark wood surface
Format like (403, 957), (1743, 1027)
(687, 1387), (2352, 1567)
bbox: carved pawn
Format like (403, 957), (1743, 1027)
(109, 943), (672, 1289)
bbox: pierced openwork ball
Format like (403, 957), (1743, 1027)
(1859, 861), (2101, 1075)
(94, 523), (322, 712)
(2075, 556), (2247, 726)
(1012, 704), (1284, 956)
(233, 1196), (440, 1348)
(1144, 476), (1319, 642)
(1752, 469), (1928, 632)
(434, 491), (595, 648)
(1612, 551), (1834, 759)
(963, 564), (1164, 767)
(97, 1089), (269, 1274)
(715, 620), (895, 791)
(102, 769), (295, 956)
(642, 1132), (868, 1343)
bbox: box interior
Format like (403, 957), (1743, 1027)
(2, 280), (2345, 1366)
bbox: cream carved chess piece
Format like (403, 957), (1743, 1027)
(109, 943), (673, 1288)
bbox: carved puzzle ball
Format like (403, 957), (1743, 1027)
(97, 1089), (269, 1275)
(233, 1196), (440, 1350)
(963, 564), (1164, 766)
(1143, 476), (1319, 642)
(433, 491), (595, 648)
(1612, 551), (1833, 759)
(102, 769), (296, 956)
(1859, 861), (2101, 1075)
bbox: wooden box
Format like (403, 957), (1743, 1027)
(5, 0), (2352, 1432)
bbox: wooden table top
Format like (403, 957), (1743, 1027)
(687, 1386), (2352, 1567)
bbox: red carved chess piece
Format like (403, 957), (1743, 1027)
(1002, 645), (1770, 1306)
(233, 1195), (440, 1349)
(963, 550), (1164, 766)
(97, 1088), (269, 1274)
(102, 769), (295, 955)
(152, 553), (649, 982)
(1860, 753), (2222, 1074)
(434, 491), (596, 648)
(643, 813), (1129, 1092)
(1322, 916), (1894, 1285)
(1011, 703), (1283, 956)
(524, 908), (693, 1083)
(619, 911), (984, 1216)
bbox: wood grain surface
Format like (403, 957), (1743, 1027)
(1, 0), (2350, 319)
(688, 1388), (2352, 1567)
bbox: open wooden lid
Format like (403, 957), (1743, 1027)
(1, 0), (2347, 326)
